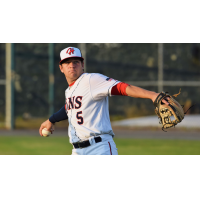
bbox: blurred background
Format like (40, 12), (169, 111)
(0, 43), (200, 155)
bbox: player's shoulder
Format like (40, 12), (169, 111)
(89, 73), (109, 80)
(90, 73), (118, 83)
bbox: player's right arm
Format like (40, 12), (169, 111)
(39, 119), (53, 136)
(39, 105), (68, 136)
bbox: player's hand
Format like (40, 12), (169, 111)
(39, 119), (54, 136)
(152, 93), (169, 105)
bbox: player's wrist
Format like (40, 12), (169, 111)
(48, 119), (53, 124)
(49, 116), (55, 124)
(150, 92), (159, 102)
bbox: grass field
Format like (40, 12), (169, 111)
(0, 136), (200, 155)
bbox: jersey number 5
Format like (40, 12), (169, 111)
(76, 111), (84, 125)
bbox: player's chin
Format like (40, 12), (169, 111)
(70, 73), (79, 79)
(69, 71), (77, 76)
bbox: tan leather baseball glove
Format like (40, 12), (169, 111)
(153, 89), (184, 131)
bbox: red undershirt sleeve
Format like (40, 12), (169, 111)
(111, 82), (130, 96)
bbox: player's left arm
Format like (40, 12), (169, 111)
(111, 82), (169, 105)
(126, 85), (158, 102)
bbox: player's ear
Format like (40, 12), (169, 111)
(59, 65), (64, 73)
(82, 61), (84, 71)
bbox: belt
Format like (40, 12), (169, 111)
(73, 136), (102, 149)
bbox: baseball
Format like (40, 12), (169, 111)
(42, 128), (51, 137)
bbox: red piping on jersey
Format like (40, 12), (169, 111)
(68, 73), (85, 87)
(108, 142), (112, 155)
(69, 82), (75, 87)
(111, 82), (129, 96)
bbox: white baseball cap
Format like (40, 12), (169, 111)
(60, 47), (84, 63)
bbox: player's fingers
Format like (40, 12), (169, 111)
(51, 124), (55, 133)
(39, 120), (52, 136)
(49, 128), (53, 134)
(39, 130), (43, 136)
(39, 125), (44, 136)
(162, 99), (169, 105)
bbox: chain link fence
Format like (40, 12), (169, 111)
(0, 43), (200, 123)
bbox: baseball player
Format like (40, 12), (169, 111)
(39, 47), (169, 155)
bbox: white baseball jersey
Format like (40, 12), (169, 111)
(65, 73), (120, 144)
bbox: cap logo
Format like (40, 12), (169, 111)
(66, 48), (75, 55)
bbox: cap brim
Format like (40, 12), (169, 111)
(60, 57), (84, 64)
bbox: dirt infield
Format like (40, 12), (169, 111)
(0, 127), (200, 140)
(113, 127), (200, 140)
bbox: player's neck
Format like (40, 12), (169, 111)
(67, 73), (84, 86)
(68, 80), (76, 87)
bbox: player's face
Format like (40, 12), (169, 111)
(59, 58), (84, 84)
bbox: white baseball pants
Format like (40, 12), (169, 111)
(71, 134), (118, 155)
